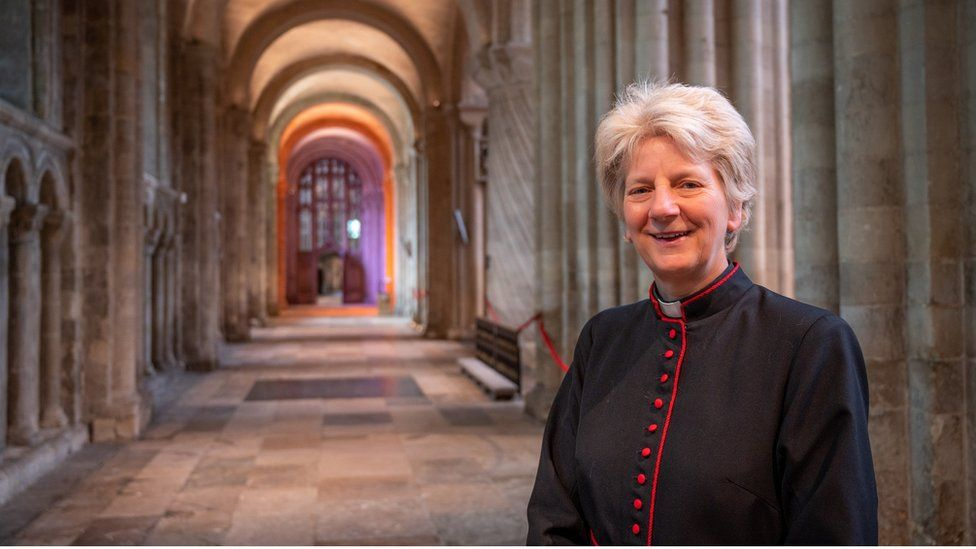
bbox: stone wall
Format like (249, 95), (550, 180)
(792, 0), (976, 543)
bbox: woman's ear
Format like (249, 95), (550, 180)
(727, 203), (743, 233)
(623, 230), (633, 243)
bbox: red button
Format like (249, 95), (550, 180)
(641, 447), (651, 457)
(660, 373), (669, 383)
(664, 349), (675, 359)
(654, 398), (664, 409)
(633, 498), (643, 510)
(632, 524), (641, 535)
(648, 423), (658, 433)
(669, 328), (676, 339)
(637, 473), (646, 484)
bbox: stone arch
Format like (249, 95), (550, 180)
(285, 129), (389, 305)
(225, 0), (444, 106)
(269, 93), (410, 161)
(1, 145), (33, 202)
(275, 103), (399, 310)
(35, 154), (68, 209)
(251, 53), (422, 140)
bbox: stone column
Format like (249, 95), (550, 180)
(0, 195), (16, 456)
(7, 203), (48, 446)
(729, 0), (766, 279)
(898, 0), (966, 543)
(143, 220), (162, 376)
(247, 139), (268, 326)
(220, 106), (250, 341)
(164, 226), (182, 369)
(790, 0), (837, 312)
(473, 42), (534, 329)
(833, 0), (908, 543)
(40, 209), (67, 429)
(421, 107), (461, 338)
(178, 40), (220, 370)
(684, 0), (716, 86)
(530, 0), (565, 420)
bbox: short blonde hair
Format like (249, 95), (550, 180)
(594, 80), (757, 252)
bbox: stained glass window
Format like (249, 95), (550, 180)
(295, 157), (364, 254)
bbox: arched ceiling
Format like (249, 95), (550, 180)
(249, 19), (423, 108)
(221, 0), (459, 106)
(269, 69), (413, 150)
(222, 0), (457, 73)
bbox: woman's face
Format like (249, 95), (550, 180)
(623, 136), (741, 300)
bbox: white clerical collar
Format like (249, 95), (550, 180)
(653, 288), (683, 318)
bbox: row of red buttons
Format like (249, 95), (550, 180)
(631, 325), (679, 536)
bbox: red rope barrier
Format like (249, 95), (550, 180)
(482, 299), (569, 373)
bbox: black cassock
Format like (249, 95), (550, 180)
(527, 263), (878, 545)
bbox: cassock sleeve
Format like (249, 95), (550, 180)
(777, 314), (879, 545)
(526, 318), (594, 545)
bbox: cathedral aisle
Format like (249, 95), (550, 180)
(0, 317), (543, 545)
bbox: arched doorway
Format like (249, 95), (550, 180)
(289, 156), (373, 305)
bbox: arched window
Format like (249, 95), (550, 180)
(296, 157), (363, 254)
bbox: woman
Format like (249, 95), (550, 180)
(526, 82), (877, 545)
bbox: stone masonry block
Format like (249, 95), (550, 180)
(867, 358), (908, 412)
(838, 207), (905, 263)
(839, 261), (905, 306)
(840, 305), (906, 360)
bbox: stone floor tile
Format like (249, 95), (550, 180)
(314, 491), (438, 544)
(72, 515), (160, 545)
(236, 486), (318, 516)
(224, 511), (315, 545)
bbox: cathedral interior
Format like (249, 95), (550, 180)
(0, 0), (974, 545)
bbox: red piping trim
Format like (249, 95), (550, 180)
(681, 263), (740, 307)
(647, 262), (740, 320)
(590, 529), (599, 546)
(646, 316), (687, 545)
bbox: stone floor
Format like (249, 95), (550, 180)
(0, 316), (545, 545)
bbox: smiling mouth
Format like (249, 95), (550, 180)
(651, 231), (690, 241)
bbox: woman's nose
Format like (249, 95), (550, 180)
(648, 187), (679, 218)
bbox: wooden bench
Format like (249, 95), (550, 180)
(457, 318), (521, 400)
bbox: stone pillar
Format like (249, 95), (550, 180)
(790, 0), (837, 312)
(178, 40), (220, 370)
(143, 220), (162, 376)
(421, 107), (461, 338)
(530, 0), (565, 420)
(684, 0), (716, 86)
(7, 203), (48, 446)
(899, 0), (966, 543)
(0, 195), (16, 456)
(472, 42), (534, 329)
(833, 0), (908, 543)
(40, 209), (67, 429)
(266, 160), (279, 317)
(220, 106), (250, 341)
(247, 139), (268, 326)
(106, 0), (148, 438)
(164, 225), (182, 369)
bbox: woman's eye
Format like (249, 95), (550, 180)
(628, 187), (650, 195)
(679, 180), (701, 189)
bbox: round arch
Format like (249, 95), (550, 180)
(274, 103), (400, 312)
(34, 152), (69, 209)
(251, 53), (422, 140)
(226, 0), (444, 106)
(1, 139), (33, 201)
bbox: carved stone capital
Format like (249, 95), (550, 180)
(473, 43), (534, 91)
(9, 203), (49, 243)
(42, 209), (68, 245)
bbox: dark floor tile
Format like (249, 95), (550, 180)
(316, 534), (442, 545)
(72, 515), (159, 546)
(322, 411), (393, 426)
(438, 406), (495, 426)
(246, 376), (425, 401)
(182, 405), (238, 432)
